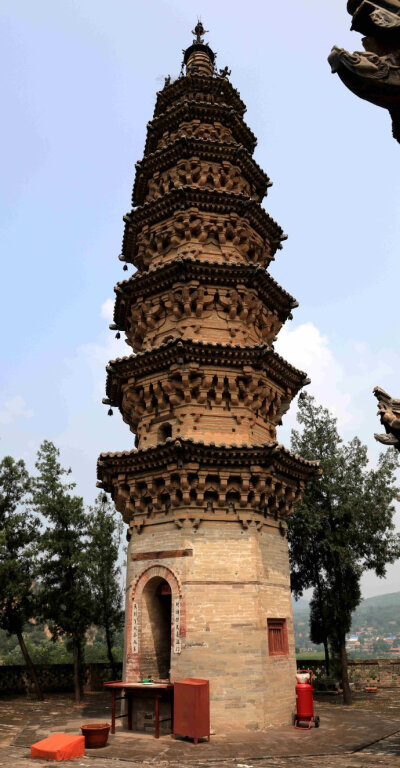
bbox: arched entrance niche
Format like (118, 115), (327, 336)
(130, 565), (183, 682)
(141, 576), (171, 679)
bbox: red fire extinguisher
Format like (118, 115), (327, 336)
(293, 669), (320, 729)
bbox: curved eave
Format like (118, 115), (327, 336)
(97, 438), (320, 485)
(329, 47), (400, 110)
(105, 338), (308, 404)
(350, 2), (400, 39)
(132, 136), (271, 205)
(337, 65), (400, 109)
(113, 259), (297, 329)
(154, 73), (247, 117)
(144, 100), (257, 155)
(122, 187), (285, 263)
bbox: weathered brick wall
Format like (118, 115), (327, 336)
(130, 697), (172, 736)
(125, 519), (296, 730)
(0, 662), (122, 695)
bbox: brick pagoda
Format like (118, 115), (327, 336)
(97, 23), (319, 730)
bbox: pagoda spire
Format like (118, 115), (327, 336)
(192, 20), (208, 44)
(183, 19), (216, 76)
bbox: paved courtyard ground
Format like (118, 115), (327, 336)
(1, 689), (400, 767)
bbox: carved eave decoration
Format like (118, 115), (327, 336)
(112, 259), (298, 331)
(349, 0), (400, 38)
(97, 442), (320, 532)
(132, 137), (271, 205)
(97, 438), (318, 475)
(329, 0), (400, 141)
(122, 188), (285, 265)
(373, 386), (400, 449)
(97, 439), (320, 532)
(144, 100), (257, 154)
(154, 73), (246, 117)
(104, 338), (309, 403)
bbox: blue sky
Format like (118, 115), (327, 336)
(1, 0), (399, 598)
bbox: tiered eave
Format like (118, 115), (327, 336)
(98, 26), (318, 532)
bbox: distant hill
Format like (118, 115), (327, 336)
(292, 591), (400, 650)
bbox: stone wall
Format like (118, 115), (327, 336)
(0, 662), (122, 695)
(297, 658), (400, 688)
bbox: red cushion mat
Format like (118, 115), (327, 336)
(30, 733), (85, 761)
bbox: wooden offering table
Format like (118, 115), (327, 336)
(104, 681), (174, 739)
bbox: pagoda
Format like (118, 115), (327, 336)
(97, 23), (319, 730)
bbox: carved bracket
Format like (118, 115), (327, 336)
(126, 284), (280, 350)
(131, 209), (268, 270)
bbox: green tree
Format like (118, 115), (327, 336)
(308, 587), (333, 675)
(32, 441), (93, 703)
(373, 638), (389, 655)
(0, 456), (43, 699)
(87, 494), (123, 678)
(288, 393), (400, 705)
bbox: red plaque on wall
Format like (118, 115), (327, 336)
(173, 678), (210, 743)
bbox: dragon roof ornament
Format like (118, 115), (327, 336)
(373, 387), (400, 450)
(329, 6), (400, 449)
(329, 0), (400, 141)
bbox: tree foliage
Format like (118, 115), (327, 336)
(288, 393), (400, 703)
(0, 456), (43, 698)
(0, 442), (125, 697)
(31, 441), (93, 702)
(87, 493), (123, 677)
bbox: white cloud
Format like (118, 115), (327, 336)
(275, 321), (400, 462)
(100, 298), (114, 321)
(275, 321), (353, 429)
(0, 396), (33, 425)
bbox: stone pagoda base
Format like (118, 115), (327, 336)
(124, 520), (296, 729)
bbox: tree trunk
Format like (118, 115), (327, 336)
(77, 638), (84, 700)
(313, 559), (330, 676)
(72, 641), (82, 704)
(105, 622), (117, 679)
(16, 630), (44, 701)
(340, 636), (352, 705)
(323, 637), (330, 677)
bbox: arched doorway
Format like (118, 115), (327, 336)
(140, 577), (172, 680)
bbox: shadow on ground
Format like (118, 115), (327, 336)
(0, 689), (400, 766)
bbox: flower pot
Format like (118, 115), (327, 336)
(80, 723), (110, 748)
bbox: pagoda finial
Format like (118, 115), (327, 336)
(192, 19), (208, 45)
(183, 18), (215, 76)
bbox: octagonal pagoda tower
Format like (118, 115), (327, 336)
(97, 23), (319, 730)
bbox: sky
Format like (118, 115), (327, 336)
(1, 0), (399, 599)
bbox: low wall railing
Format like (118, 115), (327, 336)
(2, 658), (400, 695)
(297, 658), (400, 687)
(0, 662), (123, 695)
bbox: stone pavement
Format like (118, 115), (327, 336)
(1, 692), (400, 767)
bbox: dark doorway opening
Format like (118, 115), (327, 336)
(140, 577), (172, 680)
(158, 422), (172, 442)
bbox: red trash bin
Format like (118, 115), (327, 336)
(173, 678), (210, 744)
